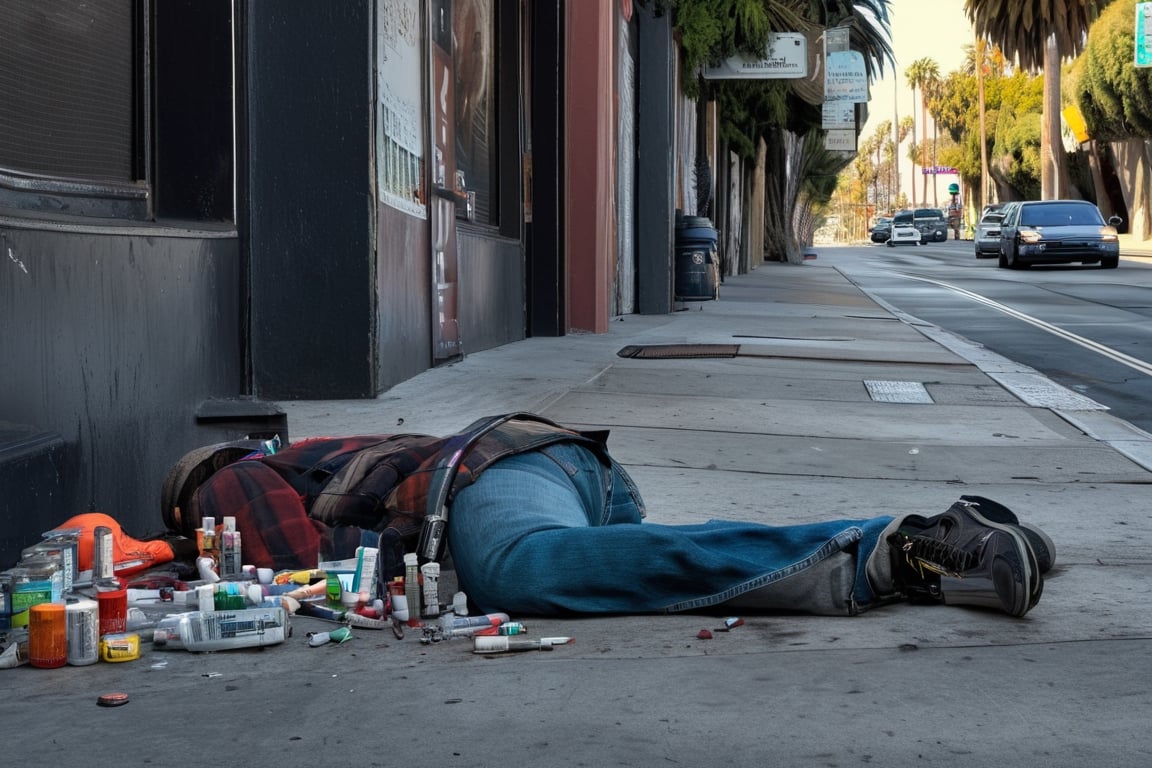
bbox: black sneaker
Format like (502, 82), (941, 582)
(957, 495), (1055, 575)
(891, 505), (1042, 618)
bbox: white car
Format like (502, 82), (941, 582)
(886, 211), (922, 247)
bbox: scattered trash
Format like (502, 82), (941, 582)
(697, 629), (713, 640)
(713, 617), (744, 632)
(99, 632), (141, 663)
(0, 635), (30, 668)
(96, 692), (130, 707)
(440, 612), (510, 638)
(307, 626), (352, 647)
(473, 636), (573, 654)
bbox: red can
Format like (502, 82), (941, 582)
(97, 588), (128, 636)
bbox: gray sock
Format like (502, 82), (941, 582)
(864, 516), (910, 596)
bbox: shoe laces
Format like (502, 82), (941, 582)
(901, 533), (978, 580)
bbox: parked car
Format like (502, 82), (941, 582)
(974, 210), (1006, 258)
(998, 200), (1122, 269)
(870, 217), (892, 243)
(886, 210), (922, 246)
(913, 208), (949, 242)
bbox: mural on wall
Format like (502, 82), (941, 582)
(377, 0), (427, 218)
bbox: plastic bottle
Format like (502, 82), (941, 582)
(472, 636), (573, 654)
(201, 516), (216, 555)
(307, 626), (352, 647)
(92, 526), (116, 584)
(150, 615), (188, 650)
(172, 606), (289, 652)
(388, 578), (409, 622)
(403, 553), (420, 624)
(218, 517), (241, 579)
(440, 612), (510, 637)
(420, 561), (441, 618)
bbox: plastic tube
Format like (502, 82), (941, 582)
(472, 636), (572, 654)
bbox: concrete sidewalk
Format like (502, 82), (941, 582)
(1120, 232), (1152, 259)
(5, 261), (1151, 766)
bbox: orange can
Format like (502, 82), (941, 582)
(29, 603), (67, 668)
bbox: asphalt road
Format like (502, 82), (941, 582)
(822, 239), (1152, 433)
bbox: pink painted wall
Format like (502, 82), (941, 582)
(564, 0), (616, 333)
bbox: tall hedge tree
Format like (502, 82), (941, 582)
(1075, 0), (1152, 236)
(964, 0), (1114, 200)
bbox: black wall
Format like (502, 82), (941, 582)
(244, 0), (377, 399)
(0, 223), (246, 566)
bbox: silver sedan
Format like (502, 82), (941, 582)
(974, 210), (1005, 258)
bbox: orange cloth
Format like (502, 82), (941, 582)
(52, 512), (176, 577)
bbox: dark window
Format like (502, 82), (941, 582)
(0, 0), (136, 181)
(152, 0), (235, 222)
(0, 0), (234, 223)
(453, 0), (495, 224)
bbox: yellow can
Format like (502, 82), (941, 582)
(99, 632), (140, 662)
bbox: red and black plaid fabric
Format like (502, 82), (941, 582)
(189, 415), (613, 569)
(191, 457), (358, 570)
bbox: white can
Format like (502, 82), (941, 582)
(65, 598), (100, 666)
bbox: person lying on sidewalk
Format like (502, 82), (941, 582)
(180, 413), (1053, 618)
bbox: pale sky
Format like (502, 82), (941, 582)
(861, 0), (974, 207)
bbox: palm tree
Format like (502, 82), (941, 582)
(964, 0), (1112, 200)
(961, 40), (1004, 207)
(895, 115), (914, 207)
(905, 57), (940, 209)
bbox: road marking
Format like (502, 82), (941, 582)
(898, 275), (1152, 378)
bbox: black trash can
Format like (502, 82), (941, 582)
(674, 216), (719, 301)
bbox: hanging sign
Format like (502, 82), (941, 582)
(1137, 3), (1152, 67)
(824, 50), (867, 102)
(821, 100), (855, 130)
(701, 33), (808, 79)
(825, 129), (856, 152)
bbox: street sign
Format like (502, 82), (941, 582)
(1137, 3), (1152, 68)
(825, 129), (856, 152)
(824, 50), (867, 102)
(701, 33), (808, 79)
(920, 166), (959, 175)
(1063, 104), (1091, 142)
(821, 100), (855, 130)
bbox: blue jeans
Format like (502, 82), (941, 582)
(447, 442), (895, 616)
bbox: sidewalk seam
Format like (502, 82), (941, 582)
(835, 267), (1152, 473)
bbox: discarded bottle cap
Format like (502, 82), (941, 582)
(97, 692), (130, 707)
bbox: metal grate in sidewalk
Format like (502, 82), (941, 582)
(864, 380), (934, 404)
(617, 344), (740, 359)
